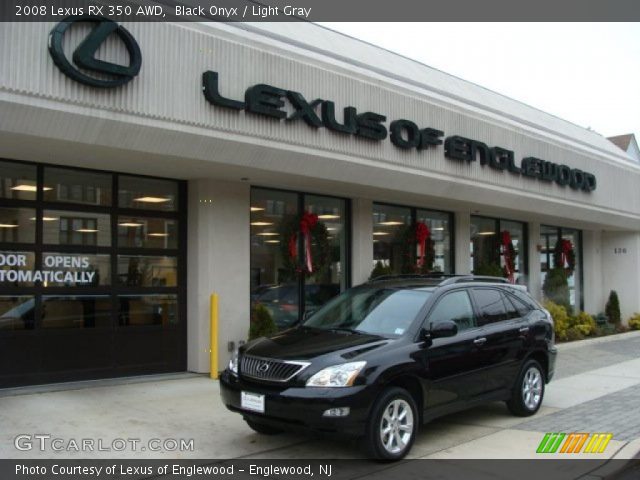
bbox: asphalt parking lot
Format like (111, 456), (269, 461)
(1, 332), (639, 465)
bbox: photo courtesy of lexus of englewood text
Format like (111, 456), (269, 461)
(0, 1), (640, 480)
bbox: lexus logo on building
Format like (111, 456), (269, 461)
(257, 363), (270, 373)
(48, 16), (142, 88)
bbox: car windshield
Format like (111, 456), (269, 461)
(302, 287), (431, 337)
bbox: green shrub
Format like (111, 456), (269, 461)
(628, 313), (640, 331)
(249, 304), (277, 341)
(572, 311), (597, 337)
(544, 301), (571, 341)
(543, 268), (571, 312)
(474, 262), (504, 278)
(544, 301), (596, 342)
(605, 290), (621, 325)
(370, 260), (393, 280)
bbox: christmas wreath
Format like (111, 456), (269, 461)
(501, 230), (516, 283)
(280, 212), (331, 278)
(553, 238), (576, 277)
(396, 222), (436, 274)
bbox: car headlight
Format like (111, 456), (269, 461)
(228, 349), (239, 375)
(305, 361), (366, 387)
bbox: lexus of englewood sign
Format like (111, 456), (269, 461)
(48, 16), (597, 192)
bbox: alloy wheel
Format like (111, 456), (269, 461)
(379, 398), (414, 454)
(522, 366), (543, 410)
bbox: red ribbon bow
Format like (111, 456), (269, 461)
(289, 213), (319, 273)
(560, 239), (573, 269)
(501, 230), (515, 284)
(415, 222), (430, 268)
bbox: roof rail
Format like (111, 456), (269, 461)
(438, 275), (509, 286)
(369, 273), (458, 283)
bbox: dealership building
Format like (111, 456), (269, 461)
(1, 20), (639, 388)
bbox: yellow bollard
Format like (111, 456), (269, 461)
(210, 293), (219, 379)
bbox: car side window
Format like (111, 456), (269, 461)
(502, 292), (521, 320)
(472, 288), (508, 326)
(506, 292), (533, 317)
(428, 290), (476, 332)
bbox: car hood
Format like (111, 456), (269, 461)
(243, 327), (388, 361)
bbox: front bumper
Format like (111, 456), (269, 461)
(219, 370), (375, 437)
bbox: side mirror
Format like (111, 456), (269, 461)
(430, 320), (458, 339)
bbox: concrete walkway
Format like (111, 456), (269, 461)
(1, 332), (639, 464)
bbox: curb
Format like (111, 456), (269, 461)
(556, 330), (640, 351)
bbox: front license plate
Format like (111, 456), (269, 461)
(241, 391), (265, 413)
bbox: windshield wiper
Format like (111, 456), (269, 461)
(328, 327), (365, 335)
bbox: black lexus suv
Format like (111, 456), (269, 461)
(220, 275), (557, 460)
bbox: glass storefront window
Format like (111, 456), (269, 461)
(417, 209), (452, 274)
(42, 210), (111, 246)
(117, 256), (177, 287)
(372, 204), (412, 276)
(41, 296), (111, 329)
(42, 253), (110, 287)
(119, 176), (178, 212)
(501, 220), (526, 285)
(0, 161), (37, 200)
(118, 216), (178, 249)
(470, 216), (499, 274)
(44, 167), (112, 206)
(0, 207), (36, 243)
(0, 251), (36, 287)
(540, 225), (582, 312)
(250, 188), (349, 329)
(305, 195), (347, 304)
(0, 296), (35, 330)
(118, 294), (178, 326)
(470, 216), (527, 284)
(372, 204), (453, 277)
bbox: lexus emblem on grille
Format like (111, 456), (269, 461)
(257, 362), (270, 373)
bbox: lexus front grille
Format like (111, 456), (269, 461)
(240, 355), (310, 383)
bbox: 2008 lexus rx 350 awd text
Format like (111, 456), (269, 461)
(220, 275), (557, 460)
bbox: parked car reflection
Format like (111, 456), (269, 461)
(251, 283), (340, 329)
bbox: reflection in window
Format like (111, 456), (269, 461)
(470, 216), (498, 274)
(0, 296), (35, 330)
(119, 176), (178, 212)
(0, 160), (37, 200)
(42, 253), (110, 287)
(0, 207), (36, 243)
(118, 217), (178, 249)
(41, 296), (111, 329)
(472, 288), (508, 326)
(44, 167), (112, 206)
(0, 251), (36, 287)
(428, 291), (475, 331)
(118, 295), (178, 326)
(42, 210), (111, 246)
(117, 256), (177, 287)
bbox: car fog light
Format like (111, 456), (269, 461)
(323, 407), (350, 417)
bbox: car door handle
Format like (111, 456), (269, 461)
(473, 337), (487, 346)
(519, 326), (530, 334)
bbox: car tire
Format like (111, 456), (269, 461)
(364, 387), (418, 461)
(506, 359), (545, 417)
(244, 419), (283, 435)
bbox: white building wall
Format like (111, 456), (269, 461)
(351, 198), (373, 285)
(601, 232), (640, 323)
(188, 179), (250, 373)
(582, 230), (604, 315)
